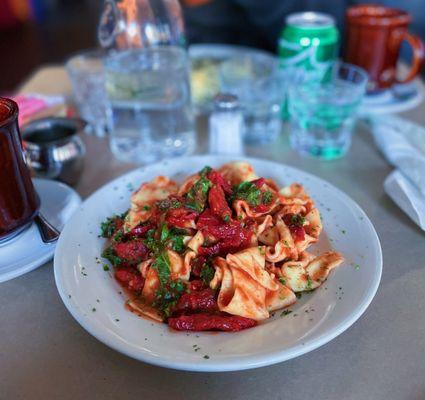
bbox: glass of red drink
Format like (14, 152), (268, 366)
(0, 97), (40, 243)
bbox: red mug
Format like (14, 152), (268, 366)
(344, 4), (425, 92)
(0, 97), (39, 242)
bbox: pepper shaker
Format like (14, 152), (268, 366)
(209, 93), (244, 156)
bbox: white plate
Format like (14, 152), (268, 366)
(54, 156), (382, 372)
(0, 179), (81, 283)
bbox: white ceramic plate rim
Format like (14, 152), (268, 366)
(54, 156), (382, 371)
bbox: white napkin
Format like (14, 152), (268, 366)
(370, 115), (425, 230)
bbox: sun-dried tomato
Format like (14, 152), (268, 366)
(290, 225), (305, 241)
(175, 288), (218, 312)
(197, 210), (238, 239)
(283, 213), (306, 241)
(190, 257), (207, 278)
(252, 204), (270, 214)
(198, 235), (251, 257)
(115, 268), (144, 292)
(197, 210), (252, 256)
(208, 185), (232, 220)
(166, 207), (198, 229)
(251, 177), (266, 189)
(189, 279), (205, 292)
(113, 240), (148, 262)
(207, 170), (232, 194)
(128, 222), (155, 238)
(168, 313), (257, 332)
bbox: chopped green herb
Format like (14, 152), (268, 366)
(306, 276), (313, 291)
(160, 224), (170, 243)
(232, 181), (261, 206)
(355, 264), (360, 271)
(279, 277), (286, 285)
(144, 229), (159, 254)
(186, 169), (213, 212)
(223, 214), (231, 223)
(152, 251), (171, 285)
(142, 205), (151, 211)
(112, 230), (124, 242)
(262, 190), (273, 204)
(170, 234), (185, 253)
(291, 214), (305, 226)
(200, 263), (215, 286)
(203, 355), (210, 359)
(153, 278), (185, 317)
(341, 229), (346, 234)
(101, 246), (122, 266)
(100, 216), (118, 238)
(283, 240), (290, 247)
(156, 198), (182, 211)
(199, 166), (212, 178)
(92, 308), (96, 312)
(103, 264), (110, 271)
(280, 310), (292, 317)
(145, 225), (187, 257)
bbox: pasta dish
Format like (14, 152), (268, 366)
(100, 162), (344, 332)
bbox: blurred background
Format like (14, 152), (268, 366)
(1, 0), (424, 92)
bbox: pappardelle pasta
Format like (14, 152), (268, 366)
(100, 162), (344, 332)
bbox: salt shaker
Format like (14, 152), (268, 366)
(209, 93), (244, 155)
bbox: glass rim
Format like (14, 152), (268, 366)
(106, 45), (187, 58)
(288, 61), (369, 94)
(104, 46), (188, 71)
(334, 61), (369, 83)
(65, 48), (106, 65)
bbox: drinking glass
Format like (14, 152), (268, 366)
(219, 54), (284, 144)
(104, 46), (195, 164)
(98, 0), (185, 50)
(288, 62), (368, 160)
(66, 50), (109, 137)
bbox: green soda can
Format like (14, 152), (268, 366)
(278, 12), (339, 118)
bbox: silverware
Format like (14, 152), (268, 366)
(22, 117), (87, 186)
(34, 213), (60, 243)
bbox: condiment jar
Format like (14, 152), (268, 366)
(209, 93), (244, 156)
